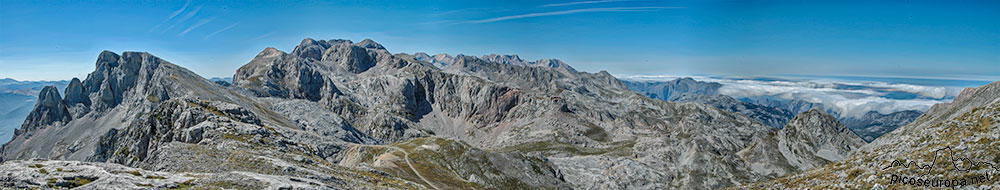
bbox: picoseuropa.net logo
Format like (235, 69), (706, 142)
(881, 147), (999, 188)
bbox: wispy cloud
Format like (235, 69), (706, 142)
(179, 17), (214, 36)
(541, 0), (640, 7)
(164, 5), (203, 32)
(149, 0), (191, 32)
(252, 32), (275, 40)
(459, 7), (683, 24)
(166, 0), (192, 21)
(204, 23), (238, 39)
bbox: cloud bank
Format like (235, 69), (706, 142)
(621, 75), (967, 118)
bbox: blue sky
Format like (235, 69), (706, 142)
(1, 0), (998, 81)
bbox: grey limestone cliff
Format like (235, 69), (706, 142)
(14, 86), (71, 137)
(841, 110), (922, 142)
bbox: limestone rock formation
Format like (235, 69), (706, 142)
(63, 78), (88, 107)
(0, 159), (342, 189)
(841, 110), (922, 142)
(15, 86), (71, 137)
(737, 108), (866, 178)
(674, 94), (794, 128)
(622, 78), (722, 101)
(775, 109), (865, 170)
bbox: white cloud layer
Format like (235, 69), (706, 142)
(621, 75), (966, 118)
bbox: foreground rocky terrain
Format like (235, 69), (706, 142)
(0, 38), (989, 189)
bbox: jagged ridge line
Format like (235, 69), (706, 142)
(881, 146), (999, 177)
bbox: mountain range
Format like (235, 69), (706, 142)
(0, 38), (995, 189)
(623, 78), (924, 142)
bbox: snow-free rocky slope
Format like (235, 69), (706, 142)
(3, 38), (880, 189)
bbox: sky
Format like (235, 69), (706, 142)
(1, 0), (998, 82)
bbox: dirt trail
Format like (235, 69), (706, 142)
(352, 144), (440, 190)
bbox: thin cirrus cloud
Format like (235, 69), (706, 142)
(149, 0), (191, 32)
(179, 17), (214, 36)
(541, 0), (640, 7)
(163, 5), (203, 32)
(252, 32), (276, 41)
(204, 23), (238, 39)
(459, 7), (684, 24)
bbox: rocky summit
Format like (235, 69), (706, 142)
(0, 38), (994, 190)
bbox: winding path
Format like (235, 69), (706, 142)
(352, 144), (441, 190)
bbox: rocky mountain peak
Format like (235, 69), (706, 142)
(534, 58), (575, 71)
(481, 54), (528, 66)
(291, 38), (329, 60)
(842, 110), (922, 142)
(622, 77), (722, 101)
(413, 52), (430, 58)
(15, 86), (71, 136)
(82, 51), (167, 111)
(63, 78), (88, 106)
(357, 38), (385, 50)
(778, 108), (865, 169)
(412, 52), (454, 68)
(433, 53), (454, 60)
(257, 47), (286, 58)
(96, 50), (120, 66)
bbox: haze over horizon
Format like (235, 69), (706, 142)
(1, 0), (998, 82)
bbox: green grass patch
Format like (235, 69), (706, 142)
(169, 179), (196, 189)
(145, 175), (167, 179)
(498, 140), (634, 157)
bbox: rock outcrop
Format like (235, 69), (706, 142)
(674, 94), (794, 128)
(0, 160), (341, 189)
(413, 52), (578, 75)
(0, 79), (70, 143)
(622, 78), (722, 101)
(62, 78), (88, 107)
(14, 86), (71, 137)
(738, 108), (866, 178)
(841, 110), (922, 142)
(775, 109), (865, 169)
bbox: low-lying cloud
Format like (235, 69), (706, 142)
(621, 75), (967, 118)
